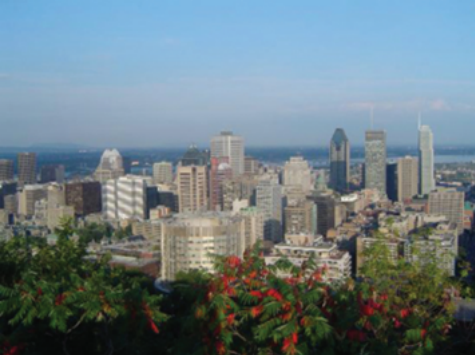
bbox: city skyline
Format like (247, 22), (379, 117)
(1, 1), (475, 147)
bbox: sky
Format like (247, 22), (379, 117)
(1, 0), (475, 148)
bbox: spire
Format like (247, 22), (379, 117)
(418, 112), (422, 130)
(370, 106), (374, 129)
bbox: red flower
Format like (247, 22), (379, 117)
(393, 317), (402, 328)
(250, 290), (263, 299)
(148, 319), (159, 334)
(215, 341), (226, 355)
(360, 305), (374, 316)
(267, 289), (283, 301)
(55, 293), (66, 306)
(421, 329), (427, 339)
(292, 332), (298, 344)
(226, 313), (235, 325)
(400, 309), (410, 319)
(36, 287), (43, 296)
(249, 270), (257, 279)
(226, 256), (241, 268)
(251, 305), (263, 318)
(379, 293), (388, 301)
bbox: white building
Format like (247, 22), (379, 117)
(282, 156), (313, 194)
(210, 131), (245, 176)
(256, 178), (283, 243)
(160, 212), (245, 280)
(103, 175), (148, 220)
(265, 237), (352, 283)
(153, 161), (173, 185)
(95, 149), (125, 183)
(419, 124), (435, 195)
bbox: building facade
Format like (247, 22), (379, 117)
(256, 179), (283, 243)
(397, 156), (419, 202)
(0, 159), (14, 181)
(329, 128), (350, 193)
(209, 157), (233, 211)
(364, 130), (387, 195)
(17, 152), (37, 186)
(65, 181), (102, 216)
(176, 165), (208, 213)
(153, 161), (173, 185)
(419, 124), (435, 195)
(210, 131), (245, 176)
(282, 156), (313, 193)
(103, 175), (148, 220)
(428, 189), (465, 234)
(95, 149), (125, 183)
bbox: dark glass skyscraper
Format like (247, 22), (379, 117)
(329, 128), (350, 193)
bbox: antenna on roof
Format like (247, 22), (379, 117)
(418, 112), (422, 129)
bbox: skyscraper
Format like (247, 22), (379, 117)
(329, 128), (350, 193)
(364, 130), (387, 195)
(256, 178), (283, 243)
(153, 161), (173, 185)
(65, 181), (102, 216)
(209, 157), (233, 211)
(210, 131), (245, 176)
(282, 156), (313, 193)
(419, 124), (435, 195)
(95, 149), (125, 183)
(17, 152), (37, 186)
(0, 159), (14, 181)
(176, 165), (208, 213)
(180, 145), (208, 166)
(40, 164), (65, 184)
(428, 189), (464, 234)
(397, 156), (419, 202)
(103, 175), (148, 220)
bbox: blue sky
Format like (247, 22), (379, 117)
(1, 0), (474, 147)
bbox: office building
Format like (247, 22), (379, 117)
(103, 175), (149, 220)
(284, 200), (317, 235)
(18, 184), (46, 217)
(40, 164), (65, 184)
(244, 156), (259, 175)
(17, 152), (37, 186)
(210, 131), (245, 176)
(238, 207), (265, 249)
(329, 128), (350, 193)
(386, 162), (398, 202)
(419, 124), (435, 195)
(428, 189), (465, 234)
(397, 156), (419, 202)
(256, 178), (283, 243)
(364, 130), (387, 195)
(309, 193), (342, 237)
(95, 149), (125, 183)
(0, 159), (14, 181)
(222, 174), (258, 211)
(176, 165), (208, 213)
(65, 181), (102, 216)
(209, 157), (233, 211)
(282, 156), (313, 193)
(160, 212), (245, 280)
(153, 161), (173, 185)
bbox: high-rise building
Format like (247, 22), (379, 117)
(210, 131), (245, 176)
(256, 179), (283, 243)
(40, 164), (65, 184)
(284, 200), (317, 235)
(238, 207), (265, 249)
(95, 149), (125, 183)
(309, 193), (338, 237)
(176, 165), (208, 213)
(397, 156), (419, 202)
(428, 189), (465, 234)
(244, 156), (259, 175)
(160, 212), (245, 280)
(222, 174), (259, 211)
(419, 124), (435, 195)
(18, 184), (46, 217)
(364, 130), (387, 195)
(103, 175), (148, 220)
(0, 181), (17, 210)
(209, 157), (233, 211)
(0, 159), (14, 181)
(153, 161), (173, 185)
(329, 128), (350, 193)
(65, 181), (102, 216)
(386, 162), (398, 202)
(282, 156), (313, 193)
(17, 152), (37, 186)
